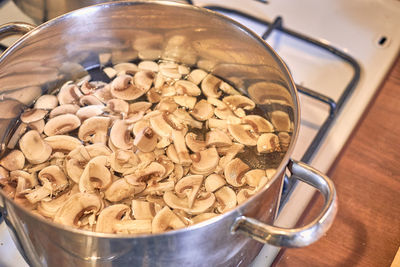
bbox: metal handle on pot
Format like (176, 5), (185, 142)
(0, 22), (35, 42)
(231, 159), (338, 248)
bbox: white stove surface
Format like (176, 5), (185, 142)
(0, 0), (399, 266)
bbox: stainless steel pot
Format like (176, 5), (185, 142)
(0, 2), (337, 266)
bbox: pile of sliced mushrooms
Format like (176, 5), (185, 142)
(0, 59), (291, 234)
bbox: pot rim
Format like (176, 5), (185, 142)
(0, 0), (300, 239)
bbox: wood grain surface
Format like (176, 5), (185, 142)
(275, 56), (400, 267)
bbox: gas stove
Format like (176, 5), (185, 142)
(0, 0), (399, 266)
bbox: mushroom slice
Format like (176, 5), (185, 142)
(166, 144), (180, 164)
(103, 67), (117, 79)
(201, 74), (221, 98)
(244, 169), (265, 187)
(0, 150), (25, 171)
(257, 133), (281, 153)
(28, 119), (45, 133)
(223, 95), (255, 111)
(86, 143), (112, 158)
(76, 105), (104, 121)
(237, 188), (256, 205)
(228, 124), (258, 146)
(156, 155), (175, 178)
(191, 213), (219, 224)
(215, 186), (237, 213)
(20, 108), (48, 124)
(38, 185), (79, 218)
(107, 99), (129, 114)
(38, 165), (68, 193)
(152, 206), (186, 233)
(270, 110), (291, 132)
(114, 219), (152, 234)
(205, 129), (232, 147)
(57, 82), (82, 105)
(134, 70), (154, 91)
(129, 101), (152, 114)
(149, 113), (173, 138)
(114, 62), (138, 75)
(19, 130), (52, 164)
(224, 158), (250, 187)
(110, 120), (133, 150)
(190, 147), (219, 175)
(140, 180), (174, 196)
(94, 84), (113, 103)
(110, 150), (139, 173)
(163, 191), (215, 215)
(124, 162), (166, 186)
(185, 132), (206, 153)
(95, 204), (131, 233)
(78, 116), (111, 144)
(242, 115), (274, 133)
(24, 179), (53, 204)
(174, 80), (201, 96)
(155, 97), (177, 113)
(173, 95), (197, 110)
(187, 69), (207, 85)
(207, 118), (227, 130)
(44, 135), (82, 152)
(172, 130), (192, 166)
(110, 74), (146, 100)
(138, 60), (159, 72)
(134, 127), (157, 153)
(10, 170), (38, 195)
(79, 80), (96, 94)
(105, 178), (144, 202)
(159, 62), (181, 80)
(191, 100), (214, 121)
(172, 109), (203, 129)
(278, 132), (291, 152)
(204, 174), (226, 192)
(132, 200), (161, 220)
(175, 175), (203, 208)
(79, 157), (112, 193)
(54, 192), (102, 227)
(43, 114), (81, 136)
(49, 104), (80, 118)
(207, 97), (235, 119)
(219, 82), (240, 95)
(79, 95), (104, 106)
(34, 94), (58, 110)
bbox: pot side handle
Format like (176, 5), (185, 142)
(0, 22), (35, 42)
(231, 159), (338, 248)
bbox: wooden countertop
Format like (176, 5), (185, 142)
(275, 56), (400, 267)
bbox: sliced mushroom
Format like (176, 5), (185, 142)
(163, 191), (215, 215)
(242, 115), (274, 134)
(94, 84), (113, 103)
(224, 158), (249, 187)
(156, 155), (174, 178)
(223, 95), (255, 111)
(110, 74), (146, 101)
(34, 94), (58, 110)
(134, 70), (154, 91)
(129, 101), (152, 114)
(103, 67), (117, 79)
(54, 192), (102, 227)
(173, 95), (197, 110)
(124, 162), (166, 186)
(257, 133), (280, 153)
(37, 185), (79, 218)
(20, 108), (48, 124)
(228, 124), (258, 146)
(175, 175), (203, 208)
(110, 149), (139, 173)
(28, 119), (45, 133)
(49, 104), (80, 118)
(110, 120), (133, 150)
(219, 82), (240, 95)
(78, 116), (110, 144)
(165, 144), (179, 164)
(172, 130), (192, 166)
(105, 178), (143, 202)
(207, 97), (235, 119)
(79, 80), (96, 95)
(107, 99), (129, 115)
(44, 135), (82, 152)
(215, 186), (237, 213)
(190, 147), (219, 175)
(114, 62), (138, 75)
(38, 165), (68, 193)
(131, 199), (161, 220)
(152, 206), (186, 233)
(207, 118), (227, 130)
(191, 213), (218, 224)
(174, 80), (201, 96)
(172, 109), (203, 129)
(134, 127), (157, 153)
(24, 179), (53, 204)
(278, 132), (291, 151)
(185, 132), (206, 153)
(159, 62), (181, 80)
(190, 99), (213, 121)
(19, 130), (52, 164)
(79, 157), (112, 193)
(138, 60), (159, 72)
(270, 110), (291, 132)
(244, 169), (265, 187)
(204, 174), (226, 192)
(201, 74), (221, 98)
(10, 170), (38, 195)
(95, 204), (131, 233)
(57, 82), (82, 105)
(79, 95), (104, 106)
(140, 180), (174, 196)
(187, 69), (207, 85)
(205, 129), (232, 147)
(237, 188), (255, 205)
(0, 150), (25, 171)
(149, 113), (173, 138)
(76, 105), (104, 121)
(43, 114), (81, 136)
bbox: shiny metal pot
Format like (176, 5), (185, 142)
(0, 2), (337, 266)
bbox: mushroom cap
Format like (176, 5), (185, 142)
(201, 74), (221, 98)
(228, 124), (258, 146)
(134, 127), (157, 153)
(190, 147), (219, 175)
(38, 165), (68, 192)
(152, 206), (186, 233)
(166, 145), (180, 164)
(49, 104), (80, 118)
(149, 113), (173, 138)
(205, 129), (232, 147)
(204, 174), (226, 192)
(223, 95), (255, 111)
(174, 80), (201, 96)
(185, 132), (206, 153)
(129, 101), (152, 114)
(138, 60), (159, 72)
(124, 162), (166, 185)
(54, 192), (102, 227)
(175, 174), (203, 208)
(190, 99), (214, 121)
(140, 180), (174, 196)
(173, 95), (197, 110)
(109, 120), (133, 150)
(44, 135), (82, 152)
(242, 115), (274, 133)
(34, 94), (59, 110)
(244, 169), (266, 187)
(79, 95), (104, 106)
(43, 114), (81, 136)
(78, 116), (111, 144)
(107, 99), (129, 114)
(111, 74), (146, 100)
(57, 83), (82, 105)
(257, 133), (281, 154)
(215, 186), (237, 213)
(134, 70), (155, 91)
(208, 97), (235, 119)
(76, 105), (104, 121)
(19, 130), (52, 164)
(20, 108), (48, 124)
(105, 178), (143, 202)
(163, 191), (215, 215)
(187, 69), (207, 85)
(224, 158), (250, 187)
(110, 149), (139, 173)
(95, 204), (130, 233)
(0, 150), (25, 171)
